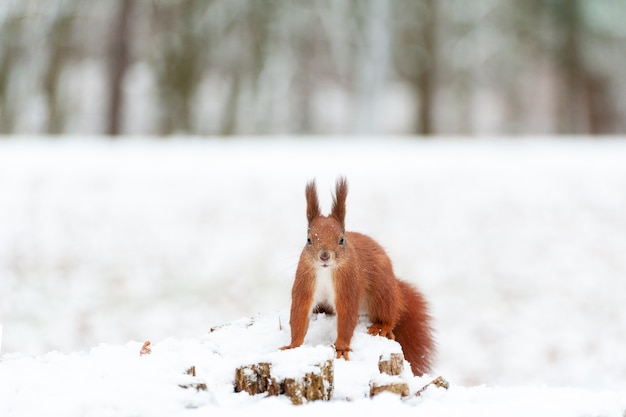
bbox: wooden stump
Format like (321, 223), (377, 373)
(283, 360), (333, 405)
(377, 352), (405, 376)
(179, 366), (208, 391)
(234, 362), (281, 396)
(370, 352), (409, 398)
(234, 360), (333, 404)
(369, 378), (410, 397)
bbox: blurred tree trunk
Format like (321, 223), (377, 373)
(585, 73), (614, 134)
(248, 1), (273, 134)
(416, 0), (437, 135)
(219, 1), (277, 135)
(107, 0), (135, 136)
(393, 0), (438, 135)
(551, 0), (613, 134)
(0, 15), (20, 134)
(43, 11), (74, 134)
(555, 0), (586, 133)
(352, 0), (391, 135)
(154, 0), (208, 135)
(293, 32), (316, 134)
(220, 74), (241, 136)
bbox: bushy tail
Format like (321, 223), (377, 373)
(394, 280), (435, 376)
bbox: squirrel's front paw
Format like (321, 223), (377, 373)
(335, 349), (350, 360)
(334, 343), (351, 360)
(280, 344), (298, 351)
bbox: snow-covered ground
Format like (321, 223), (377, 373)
(1, 137), (626, 415)
(2, 310), (625, 417)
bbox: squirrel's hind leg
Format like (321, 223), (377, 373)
(367, 322), (396, 340)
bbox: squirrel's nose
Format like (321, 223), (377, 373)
(319, 250), (331, 261)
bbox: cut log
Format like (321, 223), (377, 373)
(234, 359), (333, 404)
(369, 378), (410, 397)
(377, 352), (405, 376)
(282, 360), (333, 405)
(179, 366), (207, 391)
(234, 362), (280, 396)
(371, 353), (409, 397)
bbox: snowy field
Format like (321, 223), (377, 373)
(1, 137), (626, 415)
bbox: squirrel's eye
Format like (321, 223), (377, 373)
(307, 237), (312, 245)
(338, 236), (345, 245)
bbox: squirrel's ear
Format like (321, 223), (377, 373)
(331, 177), (347, 230)
(305, 180), (321, 225)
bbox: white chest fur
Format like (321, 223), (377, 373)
(312, 267), (336, 309)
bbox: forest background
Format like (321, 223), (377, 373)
(1, 0), (625, 137)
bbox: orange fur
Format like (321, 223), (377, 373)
(281, 177), (435, 376)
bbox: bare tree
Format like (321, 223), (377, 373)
(546, 0), (614, 134)
(220, 1), (278, 135)
(107, 0), (135, 136)
(0, 14), (21, 134)
(152, 0), (209, 135)
(392, 0), (438, 135)
(43, 8), (75, 134)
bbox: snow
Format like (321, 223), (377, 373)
(0, 311), (624, 417)
(1, 137), (626, 415)
(2, 310), (624, 416)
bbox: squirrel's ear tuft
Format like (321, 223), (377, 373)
(331, 176), (347, 230)
(305, 179), (321, 225)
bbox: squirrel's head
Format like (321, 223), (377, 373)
(303, 177), (347, 269)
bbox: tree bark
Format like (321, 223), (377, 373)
(107, 0), (134, 136)
(416, 0), (437, 135)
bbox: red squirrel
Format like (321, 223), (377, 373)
(281, 177), (434, 376)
